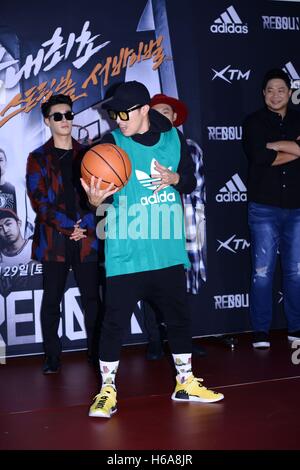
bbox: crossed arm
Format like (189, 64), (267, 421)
(267, 139), (300, 166)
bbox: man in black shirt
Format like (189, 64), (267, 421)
(243, 69), (300, 348)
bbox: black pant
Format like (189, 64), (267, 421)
(99, 265), (192, 361)
(143, 304), (163, 342)
(41, 258), (101, 359)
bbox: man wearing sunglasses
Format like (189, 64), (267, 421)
(82, 81), (224, 419)
(26, 94), (114, 374)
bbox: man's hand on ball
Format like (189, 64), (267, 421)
(81, 176), (117, 207)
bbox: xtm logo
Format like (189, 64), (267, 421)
(210, 5), (248, 34)
(212, 65), (250, 83)
(217, 235), (250, 253)
(216, 173), (247, 202)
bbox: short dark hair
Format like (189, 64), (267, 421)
(41, 94), (73, 118)
(0, 148), (7, 161)
(0, 208), (19, 221)
(262, 68), (291, 90)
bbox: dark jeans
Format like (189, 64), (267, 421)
(99, 265), (192, 361)
(248, 202), (300, 333)
(41, 258), (101, 359)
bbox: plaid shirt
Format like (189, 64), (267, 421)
(26, 138), (99, 263)
(183, 139), (207, 294)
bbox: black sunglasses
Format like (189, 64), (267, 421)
(107, 104), (143, 121)
(48, 111), (75, 122)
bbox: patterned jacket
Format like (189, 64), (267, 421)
(26, 138), (99, 263)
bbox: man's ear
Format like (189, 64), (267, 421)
(141, 104), (150, 116)
(44, 117), (50, 128)
(173, 112), (178, 124)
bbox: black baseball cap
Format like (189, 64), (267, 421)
(102, 81), (150, 111)
(0, 208), (19, 221)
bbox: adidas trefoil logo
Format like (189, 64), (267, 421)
(135, 158), (172, 191)
(135, 159), (175, 206)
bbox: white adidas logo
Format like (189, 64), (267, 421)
(135, 159), (176, 205)
(135, 159), (172, 191)
(210, 5), (248, 34)
(282, 61), (300, 89)
(140, 191), (176, 206)
(216, 173), (247, 202)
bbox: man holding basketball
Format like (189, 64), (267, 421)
(82, 81), (224, 418)
(26, 94), (114, 374)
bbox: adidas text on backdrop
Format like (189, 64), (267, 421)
(89, 385), (117, 418)
(171, 375), (224, 403)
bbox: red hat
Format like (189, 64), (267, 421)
(150, 93), (188, 127)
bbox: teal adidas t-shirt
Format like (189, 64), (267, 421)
(103, 127), (190, 277)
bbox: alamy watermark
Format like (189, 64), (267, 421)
(291, 339), (300, 365)
(291, 86), (300, 105)
(95, 196), (196, 244)
(0, 340), (6, 365)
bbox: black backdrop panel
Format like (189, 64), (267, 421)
(1, 0), (299, 356)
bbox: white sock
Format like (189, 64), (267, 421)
(172, 353), (193, 384)
(99, 360), (119, 390)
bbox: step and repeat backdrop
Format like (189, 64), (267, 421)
(1, 0), (300, 356)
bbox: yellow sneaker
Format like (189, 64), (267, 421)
(88, 385), (117, 418)
(171, 375), (224, 403)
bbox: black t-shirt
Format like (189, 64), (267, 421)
(54, 148), (79, 262)
(54, 148), (76, 220)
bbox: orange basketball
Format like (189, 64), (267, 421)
(81, 143), (132, 191)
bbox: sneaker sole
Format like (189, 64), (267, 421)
(43, 368), (60, 375)
(252, 341), (270, 349)
(171, 392), (224, 403)
(88, 408), (117, 418)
